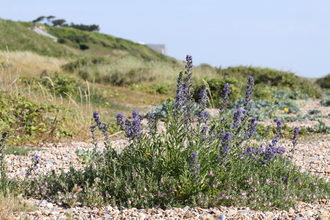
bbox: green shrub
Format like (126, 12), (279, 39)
(130, 83), (173, 95)
(316, 73), (330, 89)
(307, 120), (330, 134)
(274, 100), (300, 114)
(272, 89), (309, 100)
(0, 91), (72, 144)
(320, 98), (330, 107)
(308, 109), (321, 115)
(217, 66), (322, 99)
(61, 57), (109, 73)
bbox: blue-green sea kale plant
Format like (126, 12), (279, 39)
(21, 55), (330, 211)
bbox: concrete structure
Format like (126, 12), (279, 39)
(146, 44), (167, 55)
(30, 25), (58, 42)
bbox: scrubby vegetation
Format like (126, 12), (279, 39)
(32, 15), (100, 32)
(1, 17), (330, 218)
(316, 73), (330, 89)
(0, 56), (326, 214)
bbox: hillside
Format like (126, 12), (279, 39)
(0, 19), (78, 57)
(0, 18), (179, 64)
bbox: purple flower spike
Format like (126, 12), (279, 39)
(219, 83), (231, 115)
(197, 86), (210, 125)
(232, 108), (244, 130)
(190, 151), (201, 182)
(93, 111), (101, 125)
(174, 55), (195, 125)
(245, 118), (258, 139)
(241, 76), (254, 122)
(185, 55), (193, 72)
(269, 120), (283, 148)
(218, 132), (232, 164)
(118, 110), (144, 141)
(292, 126), (300, 147)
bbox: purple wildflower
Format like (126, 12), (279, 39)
(245, 118), (258, 139)
(174, 55), (196, 128)
(185, 55), (193, 72)
(262, 146), (286, 161)
(269, 120), (283, 148)
(292, 126), (300, 148)
(288, 126), (300, 158)
(243, 143), (285, 163)
(197, 86), (210, 125)
(116, 113), (125, 130)
(219, 83), (231, 115)
(232, 108), (244, 130)
(218, 132), (232, 164)
(174, 72), (187, 112)
(33, 154), (40, 167)
(174, 55), (194, 118)
(93, 111), (101, 125)
(91, 111), (110, 148)
(242, 145), (263, 160)
(25, 153), (40, 177)
(244, 76), (254, 110)
(241, 76), (255, 123)
(190, 151), (201, 183)
(117, 110), (143, 140)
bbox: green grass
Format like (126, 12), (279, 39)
(3, 145), (39, 156)
(0, 19), (78, 57)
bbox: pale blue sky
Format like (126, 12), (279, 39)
(1, 0), (329, 78)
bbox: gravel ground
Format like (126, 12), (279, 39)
(6, 100), (330, 220)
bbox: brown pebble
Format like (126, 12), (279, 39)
(318, 215), (330, 220)
(288, 208), (295, 214)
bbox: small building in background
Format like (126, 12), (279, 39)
(146, 44), (167, 55)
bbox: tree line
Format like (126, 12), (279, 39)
(32, 16), (100, 32)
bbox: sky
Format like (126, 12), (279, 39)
(1, 0), (330, 78)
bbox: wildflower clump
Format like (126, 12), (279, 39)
(20, 55), (330, 211)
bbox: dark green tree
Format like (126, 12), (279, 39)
(46, 15), (55, 22)
(32, 16), (45, 23)
(69, 23), (100, 32)
(52, 19), (67, 27)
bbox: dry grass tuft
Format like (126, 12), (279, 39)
(0, 50), (69, 78)
(0, 193), (35, 220)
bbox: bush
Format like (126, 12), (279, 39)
(61, 57), (108, 72)
(217, 66), (322, 99)
(0, 92), (72, 144)
(79, 44), (89, 50)
(320, 98), (330, 107)
(316, 73), (330, 89)
(19, 55), (330, 211)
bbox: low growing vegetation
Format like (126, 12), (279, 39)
(1, 15), (329, 218)
(2, 55), (327, 213)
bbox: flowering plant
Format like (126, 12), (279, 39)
(20, 55), (330, 211)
